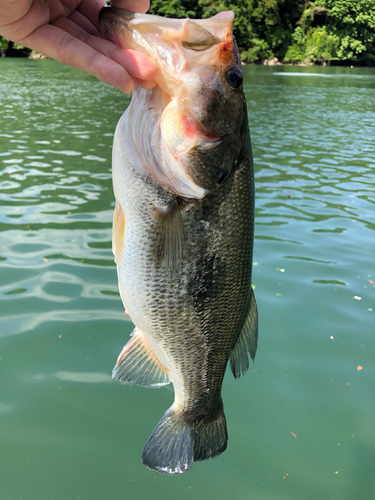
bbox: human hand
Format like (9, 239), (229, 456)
(0, 0), (158, 94)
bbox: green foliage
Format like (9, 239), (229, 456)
(0, 36), (29, 56)
(285, 24), (339, 63)
(305, 27), (339, 62)
(148, 0), (198, 18)
(285, 0), (375, 63)
(12, 42), (27, 51)
(247, 0), (290, 58)
(148, 0), (305, 62)
(284, 27), (306, 61)
(244, 38), (273, 62)
(0, 36), (9, 52)
(319, 0), (375, 61)
(1, 1), (374, 63)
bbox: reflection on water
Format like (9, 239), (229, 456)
(0, 60), (375, 500)
(25, 372), (112, 383)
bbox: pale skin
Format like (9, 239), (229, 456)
(0, 0), (158, 94)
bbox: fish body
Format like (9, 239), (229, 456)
(99, 6), (258, 475)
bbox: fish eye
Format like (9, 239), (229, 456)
(217, 171), (227, 185)
(226, 67), (243, 90)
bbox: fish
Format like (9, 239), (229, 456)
(99, 6), (258, 475)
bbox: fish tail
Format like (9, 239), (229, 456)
(142, 406), (194, 475)
(193, 402), (227, 462)
(141, 403), (227, 475)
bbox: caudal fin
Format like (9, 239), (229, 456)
(141, 404), (227, 475)
(193, 405), (227, 461)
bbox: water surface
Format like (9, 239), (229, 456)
(1, 59), (374, 500)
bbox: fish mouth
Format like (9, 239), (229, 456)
(100, 6), (234, 199)
(181, 114), (222, 143)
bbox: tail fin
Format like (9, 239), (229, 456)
(142, 407), (194, 475)
(194, 405), (227, 461)
(141, 404), (227, 475)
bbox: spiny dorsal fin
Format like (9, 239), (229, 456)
(230, 287), (258, 379)
(113, 327), (170, 388)
(112, 202), (125, 265)
(181, 20), (222, 51)
(152, 198), (184, 275)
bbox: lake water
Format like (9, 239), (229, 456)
(0, 59), (374, 500)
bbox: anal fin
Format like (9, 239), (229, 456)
(113, 327), (170, 388)
(230, 287), (258, 379)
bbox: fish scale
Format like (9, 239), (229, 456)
(100, 6), (258, 475)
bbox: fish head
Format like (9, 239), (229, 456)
(99, 7), (247, 197)
(177, 16), (246, 191)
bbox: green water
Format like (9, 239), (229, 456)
(1, 59), (374, 500)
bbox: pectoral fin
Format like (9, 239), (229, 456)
(230, 287), (258, 379)
(152, 198), (184, 274)
(112, 202), (125, 265)
(113, 327), (170, 388)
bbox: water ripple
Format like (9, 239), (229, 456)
(1, 61), (375, 500)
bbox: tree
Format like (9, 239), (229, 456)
(1, 1), (375, 64)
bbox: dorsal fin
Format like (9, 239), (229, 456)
(230, 287), (258, 379)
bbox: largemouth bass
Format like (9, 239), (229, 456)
(99, 6), (258, 475)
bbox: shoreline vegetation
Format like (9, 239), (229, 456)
(1, 0), (374, 66)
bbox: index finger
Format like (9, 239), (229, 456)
(110, 0), (150, 14)
(77, 0), (107, 30)
(77, 0), (150, 31)
(24, 24), (136, 93)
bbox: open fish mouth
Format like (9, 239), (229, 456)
(180, 114), (223, 143)
(99, 7), (239, 198)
